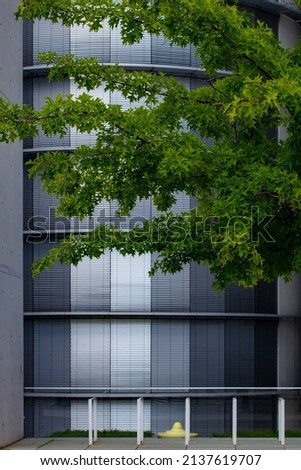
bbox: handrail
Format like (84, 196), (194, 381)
(23, 386), (301, 391)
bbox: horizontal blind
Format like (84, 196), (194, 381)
(70, 81), (110, 146)
(225, 285), (255, 313)
(190, 45), (201, 68)
(70, 201), (111, 231)
(33, 173), (70, 232)
(254, 280), (277, 314)
(190, 320), (225, 387)
(71, 399), (110, 430)
(23, 20), (33, 66)
(71, 319), (111, 388)
(71, 23), (110, 62)
(34, 398), (71, 438)
(225, 319), (255, 387)
(151, 320), (189, 387)
(24, 319), (34, 387)
(110, 88), (146, 109)
(191, 399), (226, 437)
(151, 398), (185, 434)
(33, 20), (70, 65)
(111, 400), (151, 431)
(254, 320), (277, 386)
(71, 253), (111, 311)
(33, 242), (70, 311)
(33, 78), (70, 148)
(34, 319), (71, 387)
(151, 192), (190, 312)
(111, 252), (151, 311)
(151, 34), (192, 66)
(23, 163), (33, 230)
(75, 399), (168, 433)
(152, 191), (190, 217)
(23, 79), (34, 149)
(129, 198), (152, 221)
(24, 241), (33, 312)
(190, 262), (225, 313)
(111, 319), (151, 389)
(111, 27), (151, 64)
(151, 254), (190, 312)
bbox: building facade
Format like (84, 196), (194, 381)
(22, 2), (301, 438)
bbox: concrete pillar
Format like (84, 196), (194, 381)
(0, 0), (23, 447)
(277, 16), (301, 431)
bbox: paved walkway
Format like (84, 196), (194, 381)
(3, 437), (301, 450)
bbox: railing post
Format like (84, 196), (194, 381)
(232, 397), (237, 446)
(88, 398), (93, 446)
(88, 398), (97, 446)
(93, 398), (97, 443)
(185, 397), (190, 447)
(278, 398), (285, 446)
(278, 398), (281, 442)
(137, 398), (144, 445)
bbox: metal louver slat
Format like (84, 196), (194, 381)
(254, 320), (277, 386)
(70, 201), (111, 232)
(225, 285), (255, 313)
(151, 34), (192, 66)
(71, 253), (111, 312)
(190, 262), (225, 313)
(151, 399), (185, 434)
(33, 242), (71, 311)
(33, 20), (70, 65)
(111, 400), (151, 431)
(71, 23), (110, 62)
(34, 319), (71, 387)
(151, 320), (189, 387)
(151, 192), (190, 311)
(111, 319), (151, 389)
(71, 400), (110, 430)
(71, 319), (110, 387)
(254, 280), (277, 314)
(24, 241), (33, 312)
(69, 81), (110, 146)
(152, 191), (190, 217)
(111, 252), (151, 312)
(33, 174), (70, 232)
(190, 319), (225, 387)
(23, 20), (33, 67)
(151, 254), (190, 312)
(33, 78), (70, 148)
(225, 319), (255, 387)
(111, 27), (151, 64)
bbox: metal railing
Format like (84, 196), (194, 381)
(86, 395), (288, 447)
(23, 387), (298, 447)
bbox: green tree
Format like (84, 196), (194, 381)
(2, 0), (301, 288)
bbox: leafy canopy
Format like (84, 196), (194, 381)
(3, 0), (301, 288)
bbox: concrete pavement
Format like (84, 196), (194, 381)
(3, 437), (301, 450)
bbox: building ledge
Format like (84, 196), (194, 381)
(24, 311), (279, 318)
(240, 0), (301, 21)
(24, 388), (301, 399)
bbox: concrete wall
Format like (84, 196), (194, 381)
(277, 15), (301, 392)
(278, 16), (301, 141)
(278, 319), (301, 387)
(277, 276), (301, 388)
(279, 13), (301, 49)
(0, 0), (23, 447)
(278, 275), (301, 317)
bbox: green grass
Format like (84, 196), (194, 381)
(211, 430), (301, 438)
(50, 429), (301, 439)
(50, 429), (153, 438)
